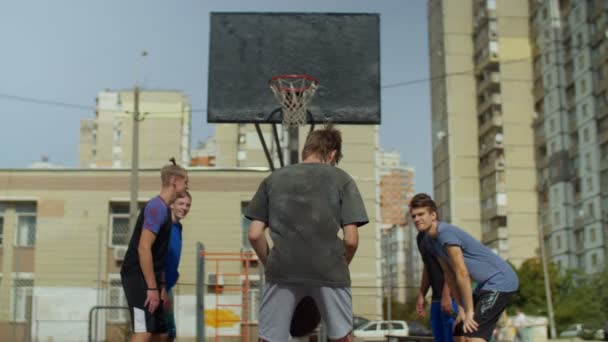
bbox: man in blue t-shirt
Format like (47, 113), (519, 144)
(416, 231), (458, 342)
(161, 191), (192, 342)
(410, 193), (518, 342)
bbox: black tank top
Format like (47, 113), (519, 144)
(120, 198), (172, 278)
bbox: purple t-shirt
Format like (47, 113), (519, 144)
(143, 196), (169, 234)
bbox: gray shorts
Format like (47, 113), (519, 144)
(258, 283), (352, 341)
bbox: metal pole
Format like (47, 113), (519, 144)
(538, 219), (556, 338)
(196, 242), (205, 342)
(128, 84), (140, 233)
(96, 225), (103, 341)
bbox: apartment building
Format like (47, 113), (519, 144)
(530, 0), (608, 273)
(79, 90), (191, 168)
(0, 167), (267, 341)
(428, 0), (539, 266)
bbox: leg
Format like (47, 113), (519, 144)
(131, 332), (153, 342)
(439, 300), (458, 342)
(258, 283), (303, 342)
(429, 302), (443, 342)
(462, 291), (516, 342)
(310, 287), (353, 342)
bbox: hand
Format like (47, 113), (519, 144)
(144, 289), (160, 314)
(416, 293), (426, 318)
(440, 294), (453, 315)
(463, 310), (479, 334)
(453, 309), (465, 333)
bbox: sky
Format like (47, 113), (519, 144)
(0, 0), (432, 193)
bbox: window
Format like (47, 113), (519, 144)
(589, 228), (597, 242)
(364, 323), (378, 331)
(549, 118), (555, 132)
(585, 153), (592, 170)
(110, 204), (130, 247)
(591, 253), (598, 267)
(487, 0), (496, 10)
(582, 103), (588, 117)
(12, 278), (33, 321)
(108, 276), (127, 322)
(583, 128), (590, 143)
(554, 211), (560, 225)
(15, 203), (36, 247)
(580, 79), (587, 94)
(241, 201), (252, 250)
(556, 235), (562, 250)
(588, 202), (595, 220)
(587, 176), (593, 192)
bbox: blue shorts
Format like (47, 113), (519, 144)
(430, 299), (458, 342)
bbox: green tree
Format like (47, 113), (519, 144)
(511, 258), (562, 316)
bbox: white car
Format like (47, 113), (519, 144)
(354, 320), (409, 338)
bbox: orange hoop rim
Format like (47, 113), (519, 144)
(268, 74), (319, 92)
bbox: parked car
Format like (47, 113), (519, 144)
(353, 316), (370, 330)
(559, 323), (601, 339)
(406, 321), (433, 337)
(354, 320), (409, 338)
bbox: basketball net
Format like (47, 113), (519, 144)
(269, 75), (319, 127)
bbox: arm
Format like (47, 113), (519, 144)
(416, 266), (430, 317)
(343, 224), (359, 265)
(446, 245), (479, 333)
(138, 229), (160, 313)
(436, 257), (461, 306)
(248, 220), (270, 266)
(440, 279), (454, 314)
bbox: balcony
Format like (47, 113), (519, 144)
(599, 128), (608, 144)
(479, 140), (504, 158)
(601, 158), (608, 170)
(477, 72), (501, 93)
(475, 50), (500, 75)
(479, 112), (503, 136)
(478, 93), (502, 114)
(569, 118), (577, 133)
(536, 156), (549, 170)
(574, 216), (584, 231)
(482, 205), (507, 220)
(533, 83), (545, 103)
(589, 0), (606, 21)
(480, 158), (505, 178)
(535, 130), (546, 146)
(565, 70), (574, 86)
(592, 25), (606, 45)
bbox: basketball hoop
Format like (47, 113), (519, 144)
(269, 74), (319, 127)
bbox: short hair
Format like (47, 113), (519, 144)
(409, 193), (439, 218)
(176, 190), (192, 200)
(301, 124), (343, 164)
(161, 158), (187, 186)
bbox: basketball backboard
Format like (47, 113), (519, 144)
(207, 13), (381, 124)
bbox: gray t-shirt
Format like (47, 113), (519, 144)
(427, 222), (519, 293)
(244, 163), (369, 287)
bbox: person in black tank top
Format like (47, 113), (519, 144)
(120, 159), (189, 341)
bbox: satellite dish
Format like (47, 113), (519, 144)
(495, 133), (504, 143)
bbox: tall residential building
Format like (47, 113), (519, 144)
(378, 150), (415, 226)
(377, 150), (419, 303)
(428, 0), (539, 266)
(79, 90), (191, 168)
(380, 225), (422, 304)
(214, 123), (383, 319)
(530, 0), (608, 273)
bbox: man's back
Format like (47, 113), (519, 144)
(245, 163), (368, 287)
(431, 222), (518, 293)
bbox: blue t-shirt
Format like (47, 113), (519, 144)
(164, 222), (183, 291)
(427, 222), (519, 293)
(143, 196), (170, 234)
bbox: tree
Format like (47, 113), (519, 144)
(511, 258), (562, 316)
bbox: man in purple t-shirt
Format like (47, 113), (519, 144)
(121, 160), (188, 342)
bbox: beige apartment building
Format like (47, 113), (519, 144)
(0, 124), (381, 341)
(80, 90), (191, 168)
(428, 0), (539, 266)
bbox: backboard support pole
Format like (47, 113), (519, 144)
(271, 123), (285, 168)
(255, 123), (275, 171)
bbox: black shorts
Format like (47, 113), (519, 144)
(121, 272), (167, 334)
(454, 290), (515, 341)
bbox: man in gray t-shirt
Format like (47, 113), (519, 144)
(245, 125), (368, 342)
(410, 193), (518, 342)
